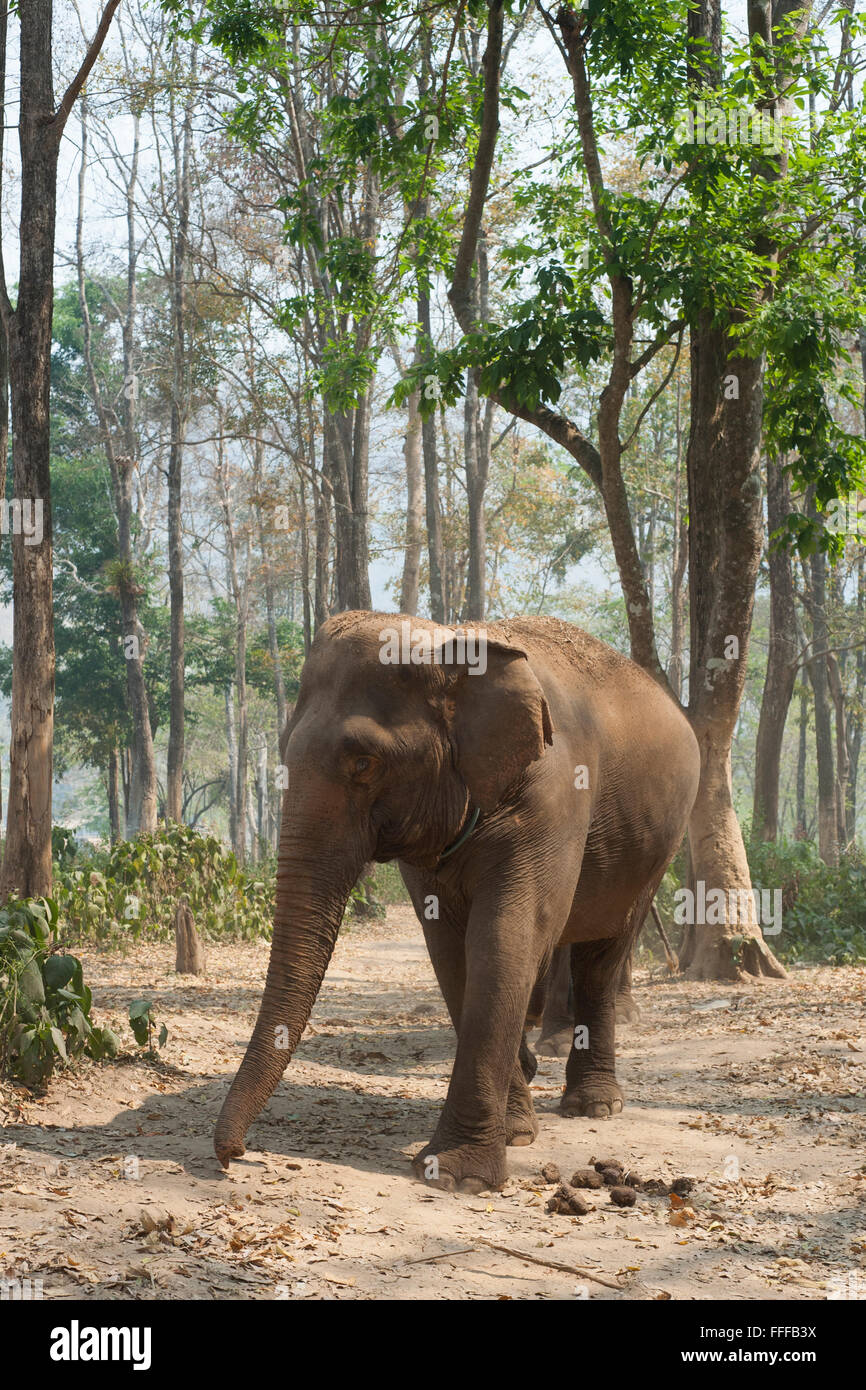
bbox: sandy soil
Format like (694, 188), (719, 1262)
(1, 906), (864, 1301)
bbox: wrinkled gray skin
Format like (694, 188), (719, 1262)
(214, 612), (700, 1193)
(536, 949), (639, 1058)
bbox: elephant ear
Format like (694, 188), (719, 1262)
(438, 635), (554, 812)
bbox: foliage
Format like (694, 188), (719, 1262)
(644, 839), (866, 966)
(56, 824), (274, 944)
(0, 898), (119, 1088)
(747, 838), (866, 966)
(52, 826), (80, 870)
(128, 998), (169, 1052)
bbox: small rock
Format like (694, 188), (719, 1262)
(546, 1183), (591, 1216)
(540, 1162), (561, 1184)
(570, 1167), (604, 1189)
(610, 1186), (637, 1207)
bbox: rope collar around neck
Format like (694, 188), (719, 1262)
(437, 805), (481, 867)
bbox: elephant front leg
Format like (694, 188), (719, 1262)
(414, 913), (537, 1193)
(506, 1048), (539, 1146)
(561, 938), (625, 1118)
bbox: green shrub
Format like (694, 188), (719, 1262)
(52, 825), (79, 869)
(0, 897), (118, 1087)
(128, 998), (168, 1052)
(56, 823), (273, 944)
(365, 861), (411, 905)
(747, 838), (866, 965)
(637, 838), (866, 967)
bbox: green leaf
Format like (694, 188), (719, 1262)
(43, 954), (77, 991)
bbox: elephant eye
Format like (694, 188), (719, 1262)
(354, 756), (371, 773)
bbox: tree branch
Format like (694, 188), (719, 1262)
(448, 0), (504, 331)
(53, 0), (122, 136)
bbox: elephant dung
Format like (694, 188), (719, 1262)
(609, 1186), (637, 1207)
(540, 1162), (561, 1184)
(546, 1183), (592, 1216)
(593, 1157), (624, 1178)
(569, 1167), (605, 1189)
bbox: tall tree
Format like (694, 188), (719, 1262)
(75, 93), (158, 836)
(753, 456), (799, 840)
(0, 0), (120, 899)
(164, 38), (198, 822)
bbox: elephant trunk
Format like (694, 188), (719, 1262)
(214, 825), (364, 1167)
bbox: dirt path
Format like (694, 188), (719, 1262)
(1, 907), (864, 1300)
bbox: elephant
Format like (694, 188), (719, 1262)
(214, 611), (700, 1193)
(535, 949), (639, 1059)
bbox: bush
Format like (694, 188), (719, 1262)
(0, 897), (118, 1087)
(637, 839), (866, 967)
(746, 838), (866, 965)
(56, 823), (274, 944)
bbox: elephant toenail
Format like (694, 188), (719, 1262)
(458, 1176), (487, 1194)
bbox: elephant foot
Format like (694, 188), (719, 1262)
(535, 1025), (573, 1058)
(615, 994), (641, 1025)
(506, 1119), (538, 1147)
(412, 1138), (507, 1193)
(506, 1084), (539, 1148)
(560, 1076), (624, 1119)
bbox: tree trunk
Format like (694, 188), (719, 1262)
(826, 647), (850, 849)
(257, 507), (288, 737)
(419, 284), (445, 623)
(807, 541), (839, 863)
(312, 464), (331, 635)
(795, 685), (809, 836)
(0, 0), (119, 895)
(225, 682), (238, 852)
(216, 408), (250, 865)
(0, 2), (59, 899)
(76, 97), (157, 837)
(298, 471), (313, 653)
(165, 44), (196, 822)
(107, 746), (121, 845)
(847, 548), (865, 834)
(174, 900), (206, 975)
(255, 743), (269, 856)
(682, 328), (785, 981)
(677, 0), (792, 980)
(752, 456), (799, 840)
(464, 236), (493, 623)
(399, 384), (423, 615)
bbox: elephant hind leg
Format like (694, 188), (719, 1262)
(535, 946), (573, 1057)
(560, 878), (661, 1118)
(615, 952), (641, 1024)
(518, 1032), (537, 1084)
(561, 936), (624, 1118)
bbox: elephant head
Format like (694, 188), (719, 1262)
(213, 610), (553, 1167)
